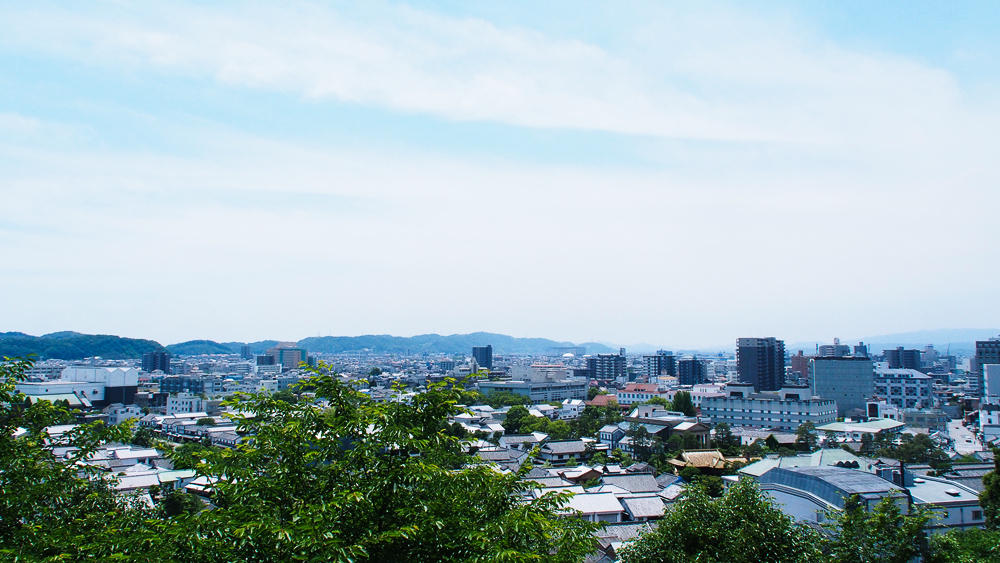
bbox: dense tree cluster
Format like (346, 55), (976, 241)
(0, 358), (598, 561)
(860, 432), (953, 474)
(621, 479), (942, 563)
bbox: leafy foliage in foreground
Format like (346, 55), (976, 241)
(0, 358), (598, 561)
(619, 478), (825, 563)
(928, 528), (1000, 563)
(620, 478), (938, 563)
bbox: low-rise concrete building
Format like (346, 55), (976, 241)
(699, 383), (836, 431)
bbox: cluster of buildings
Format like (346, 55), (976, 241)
(12, 333), (1000, 561)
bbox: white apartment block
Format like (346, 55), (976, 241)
(699, 383), (837, 431)
(874, 367), (933, 409)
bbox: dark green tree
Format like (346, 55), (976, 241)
(824, 494), (931, 563)
(859, 432), (875, 455)
(174, 373), (599, 561)
(2, 359), (601, 561)
(765, 434), (781, 450)
(503, 404), (530, 434)
(712, 422), (740, 454)
(587, 386), (606, 400)
(795, 422), (818, 451)
(928, 528), (1000, 562)
(131, 426), (155, 447)
(0, 358), (151, 560)
(161, 489), (203, 517)
(571, 403), (622, 438)
(628, 424), (653, 462)
(483, 390), (532, 408)
(981, 447), (1000, 528)
(671, 391), (696, 416)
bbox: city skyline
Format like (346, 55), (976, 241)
(2, 1), (999, 346)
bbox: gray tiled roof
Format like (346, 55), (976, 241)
(600, 473), (661, 493)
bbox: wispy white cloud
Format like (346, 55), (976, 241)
(3, 0), (995, 155)
(0, 2), (998, 345)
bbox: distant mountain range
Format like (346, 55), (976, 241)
(787, 328), (1000, 356)
(0, 331), (165, 360)
(5, 328), (994, 361)
(296, 332), (615, 356)
(0, 330), (614, 359)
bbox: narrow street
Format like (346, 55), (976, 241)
(947, 418), (983, 455)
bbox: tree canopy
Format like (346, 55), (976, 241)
(0, 358), (599, 561)
(619, 479), (824, 563)
(982, 447), (1000, 529)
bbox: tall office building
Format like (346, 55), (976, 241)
(810, 356), (874, 417)
(884, 347), (921, 370)
(587, 351), (626, 381)
(643, 350), (676, 378)
(737, 337), (786, 392)
(240, 344), (253, 360)
(266, 344), (308, 371)
(974, 338), (1000, 397)
(472, 345), (494, 370)
(677, 357), (709, 386)
(142, 351), (171, 374)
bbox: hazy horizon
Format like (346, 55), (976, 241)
(2, 2), (998, 347)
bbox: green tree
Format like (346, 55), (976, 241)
(823, 430), (838, 448)
(196, 417), (216, 426)
(0, 358), (151, 560)
(2, 359), (601, 561)
(587, 386), (607, 400)
(131, 426), (155, 447)
(860, 432), (875, 455)
(928, 528), (1000, 562)
(609, 448), (633, 467)
(712, 422), (740, 454)
(628, 424), (653, 462)
(795, 422), (818, 451)
(271, 388), (297, 404)
(503, 404), (530, 434)
(644, 396), (671, 408)
(175, 373), (599, 561)
(619, 478), (823, 563)
(981, 447), (1000, 528)
(571, 403), (622, 439)
(161, 489), (203, 517)
(483, 390), (532, 408)
(765, 434), (781, 450)
(170, 440), (212, 470)
(824, 494), (931, 563)
(671, 391), (696, 416)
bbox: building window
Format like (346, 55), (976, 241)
(973, 510), (983, 520)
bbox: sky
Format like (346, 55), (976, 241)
(1, 1), (999, 348)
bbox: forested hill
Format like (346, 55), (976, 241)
(0, 331), (165, 360)
(297, 332), (615, 355)
(164, 340), (236, 356)
(0, 331), (613, 359)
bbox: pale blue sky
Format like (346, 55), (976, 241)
(1, 1), (998, 347)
